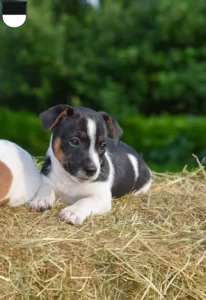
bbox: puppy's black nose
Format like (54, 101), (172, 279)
(85, 165), (97, 177)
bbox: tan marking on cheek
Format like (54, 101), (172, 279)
(80, 131), (87, 139)
(98, 136), (103, 143)
(53, 137), (64, 162)
(0, 198), (10, 206)
(0, 161), (13, 201)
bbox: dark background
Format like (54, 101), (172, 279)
(0, 0), (206, 171)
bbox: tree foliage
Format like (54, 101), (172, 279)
(0, 0), (206, 116)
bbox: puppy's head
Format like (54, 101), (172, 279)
(40, 105), (123, 182)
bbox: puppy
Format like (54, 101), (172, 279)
(29, 105), (152, 224)
(0, 140), (41, 206)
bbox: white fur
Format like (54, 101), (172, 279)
(29, 139), (152, 224)
(134, 177), (152, 195)
(87, 118), (100, 176)
(59, 182), (112, 225)
(29, 143), (113, 225)
(29, 178), (55, 211)
(127, 153), (139, 181)
(127, 153), (152, 196)
(104, 152), (115, 189)
(0, 140), (41, 206)
(29, 119), (151, 225)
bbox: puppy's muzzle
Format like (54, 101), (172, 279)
(84, 164), (97, 177)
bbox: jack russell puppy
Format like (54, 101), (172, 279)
(29, 105), (152, 224)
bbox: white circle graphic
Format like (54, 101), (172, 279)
(3, 15), (26, 28)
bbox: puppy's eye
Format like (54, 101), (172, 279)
(100, 142), (107, 151)
(69, 138), (80, 146)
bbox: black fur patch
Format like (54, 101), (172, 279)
(94, 155), (110, 182)
(41, 156), (52, 176)
(41, 105), (151, 198)
(97, 139), (151, 198)
(51, 107), (108, 179)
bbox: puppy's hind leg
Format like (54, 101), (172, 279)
(134, 178), (152, 196)
(29, 176), (56, 212)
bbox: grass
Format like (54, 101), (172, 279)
(0, 158), (206, 300)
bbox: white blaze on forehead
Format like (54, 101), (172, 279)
(87, 118), (100, 173)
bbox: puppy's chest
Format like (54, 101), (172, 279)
(53, 180), (80, 204)
(48, 173), (94, 204)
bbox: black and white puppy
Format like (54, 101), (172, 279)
(30, 105), (152, 224)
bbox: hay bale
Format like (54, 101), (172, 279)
(0, 162), (206, 299)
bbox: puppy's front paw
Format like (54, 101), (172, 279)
(59, 206), (87, 225)
(29, 196), (55, 212)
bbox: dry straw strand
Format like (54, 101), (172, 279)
(0, 162), (206, 299)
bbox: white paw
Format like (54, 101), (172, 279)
(59, 206), (87, 225)
(29, 196), (55, 212)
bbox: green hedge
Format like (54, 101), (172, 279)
(0, 108), (205, 172)
(0, 108), (49, 157)
(1, 0), (206, 117)
(119, 115), (206, 171)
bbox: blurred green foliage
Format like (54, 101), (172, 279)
(120, 114), (206, 171)
(1, 108), (205, 172)
(0, 108), (50, 157)
(0, 0), (206, 172)
(0, 0), (206, 116)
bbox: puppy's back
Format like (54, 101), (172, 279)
(107, 139), (151, 197)
(0, 140), (41, 206)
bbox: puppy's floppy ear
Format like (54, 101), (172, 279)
(40, 104), (74, 131)
(99, 112), (123, 145)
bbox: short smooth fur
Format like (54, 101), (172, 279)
(29, 105), (152, 224)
